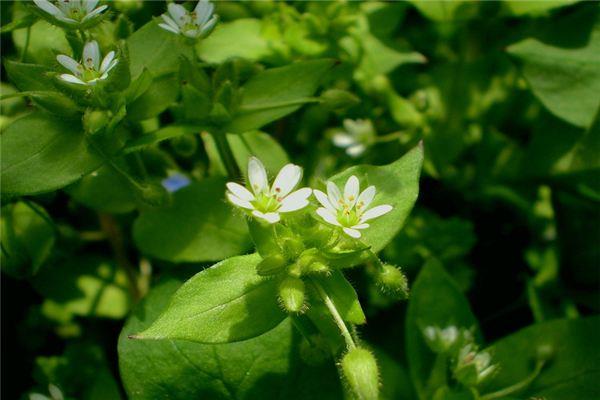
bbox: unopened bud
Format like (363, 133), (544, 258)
(536, 344), (554, 362)
(306, 261), (330, 276)
(256, 254), (287, 276)
(376, 264), (409, 299)
(83, 109), (110, 135)
(138, 183), (170, 207)
(278, 276), (306, 313)
(341, 347), (380, 400)
(320, 89), (359, 111)
(282, 237), (304, 260)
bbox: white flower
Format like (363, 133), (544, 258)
(159, 0), (218, 39)
(226, 157), (312, 224)
(56, 41), (118, 86)
(33, 0), (108, 25)
(332, 119), (375, 158)
(313, 175), (392, 238)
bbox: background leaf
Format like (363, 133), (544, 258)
(133, 177), (251, 263)
(198, 19), (271, 64)
(135, 254), (286, 343)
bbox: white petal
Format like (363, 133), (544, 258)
(313, 189), (335, 211)
(353, 223), (370, 230)
(55, 14), (78, 24)
(252, 210), (280, 224)
(343, 227), (361, 238)
(34, 0), (61, 16)
(327, 181), (343, 210)
(226, 182), (254, 202)
(332, 132), (355, 148)
(86, 0), (99, 13)
(344, 175), (360, 207)
(83, 40), (100, 70)
(356, 186), (376, 211)
(161, 14), (180, 30)
(168, 3), (188, 27)
(346, 144), (366, 157)
(248, 157), (268, 194)
(195, 0), (214, 25)
(316, 207), (341, 227)
(99, 51), (115, 73)
(159, 22), (180, 35)
(104, 59), (118, 74)
(360, 204), (393, 222)
(272, 164), (302, 197)
(279, 188), (311, 212)
(56, 55), (82, 75)
(59, 74), (87, 85)
(226, 192), (254, 210)
(81, 4), (107, 21)
(200, 15), (218, 35)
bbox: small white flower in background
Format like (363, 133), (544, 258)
(33, 0), (108, 25)
(226, 157), (312, 224)
(332, 119), (375, 158)
(314, 176), (392, 238)
(56, 40), (118, 86)
(159, 0), (218, 39)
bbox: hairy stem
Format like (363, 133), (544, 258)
(311, 279), (356, 350)
(210, 130), (240, 179)
(481, 360), (545, 400)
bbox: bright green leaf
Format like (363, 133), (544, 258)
(312, 270), (366, 325)
(134, 254), (287, 343)
(198, 19), (271, 64)
(133, 177), (251, 263)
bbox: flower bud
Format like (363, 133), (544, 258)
(536, 344), (554, 362)
(454, 344), (497, 387)
(138, 183), (170, 207)
(83, 109), (111, 135)
(256, 254), (287, 276)
(281, 237), (305, 260)
(278, 276), (306, 313)
(320, 89), (359, 111)
(306, 261), (330, 276)
(341, 347), (380, 400)
(376, 264), (409, 299)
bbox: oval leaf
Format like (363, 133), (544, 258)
(133, 254), (286, 343)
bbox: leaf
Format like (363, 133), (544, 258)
(118, 278), (343, 399)
(1, 201), (55, 278)
(329, 143), (424, 253)
(355, 32), (425, 79)
(407, 1), (477, 22)
(405, 259), (479, 400)
(1, 113), (102, 197)
(124, 124), (203, 153)
(133, 177), (252, 263)
(226, 59), (335, 134)
(3, 60), (54, 91)
(503, 0), (579, 16)
(126, 73), (180, 121)
(127, 21), (193, 78)
(201, 130), (289, 176)
(66, 165), (137, 214)
(12, 19), (70, 65)
(508, 25), (600, 128)
(32, 255), (132, 319)
(197, 19), (271, 64)
(134, 254), (287, 343)
(312, 270), (366, 325)
(481, 316), (600, 399)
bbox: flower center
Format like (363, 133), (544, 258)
(337, 206), (361, 227)
(252, 192), (281, 213)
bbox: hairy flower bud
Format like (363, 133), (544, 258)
(278, 276), (306, 313)
(376, 264), (409, 299)
(341, 347), (380, 400)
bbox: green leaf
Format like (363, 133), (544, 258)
(1, 113), (102, 197)
(12, 19), (70, 65)
(197, 19), (271, 64)
(32, 255), (132, 319)
(3, 60), (54, 91)
(66, 165), (137, 214)
(226, 59), (334, 134)
(133, 177), (251, 263)
(127, 21), (193, 78)
(355, 32), (425, 79)
(481, 316), (600, 399)
(1, 201), (55, 278)
(126, 73), (180, 121)
(124, 124), (203, 153)
(508, 25), (600, 128)
(202, 130), (289, 176)
(329, 143), (424, 253)
(407, 1), (477, 22)
(405, 259), (479, 400)
(118, 278), (343, 399)
(134, 254), (286, 343)
(503, 0), (579, 16)
(312, 270), (366, 325)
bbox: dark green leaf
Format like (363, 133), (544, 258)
(133, 177), (251, 262)
(1, 113), (102, 196)
(134, 254), (286, 343)
(126, 73), (180, 121)
(3, 60), (54, 92)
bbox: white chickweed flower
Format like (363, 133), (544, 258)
(56, 41), (118, 86)
(226, 157), (312, 224)
(33, 0), (108, 25)
(159, 0), (218, 39)
(314, 176), (392, 238)
(332, 119), (375, 158)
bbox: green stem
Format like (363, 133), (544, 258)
(210, 130), (240, 179)
(481, 360), (545, 400)
(20, 26), (31, 62)
(311, 279), (356, 350)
